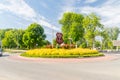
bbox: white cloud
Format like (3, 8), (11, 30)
(58, 0), (120, 27)
(0, 0), (37, 19)
(38, 20), (60, 31)
(58, 0), (79, 19)
(79, 0), (120, 27)
(45, 31), (52, 35)
(0, 0), (59, 31)
(85, 0), (97, 3)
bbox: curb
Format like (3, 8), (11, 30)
(8, 54), (119, 63)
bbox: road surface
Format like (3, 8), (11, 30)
(0, 53), (120, 80)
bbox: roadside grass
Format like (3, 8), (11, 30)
(4, 49), (27, 54)
(21, 48), (104, 58)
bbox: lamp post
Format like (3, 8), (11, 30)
(101, 37), (103, 50)
(0, 40), (2, 52)
(52, 26), (54, 48)
(0, 41), (1, 49)
(0, 36), (2, 49)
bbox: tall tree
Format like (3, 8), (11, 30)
(110, 27), (119, 40)
(14, 29), (25, 49)
(23, 23), (46, 49)
(2, 30), (17, 48)
(59, 12), (84, 44)
(0, 28), (12, 40)
(101, 27), (119, 49)
(101, 29), (112, 49)
(83, 13), (103, 49)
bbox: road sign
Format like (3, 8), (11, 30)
(56, 32), (63, 44)
(113, 40), (120, 46)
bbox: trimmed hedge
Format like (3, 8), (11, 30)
(20, 48), (104, 58)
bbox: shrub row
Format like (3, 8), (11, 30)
(46, 44), (75, 49)
(21, 48), (104, 58)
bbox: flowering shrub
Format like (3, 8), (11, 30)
(60, 44), (75, 49)
(21, 48), (104, 58)
(46, 45), (53, 49)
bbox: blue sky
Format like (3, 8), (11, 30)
(0, 0), (120, 41)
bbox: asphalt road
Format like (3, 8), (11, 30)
(0, 53), (120, 80)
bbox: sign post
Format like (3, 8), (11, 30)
(56, 32), (63, 45)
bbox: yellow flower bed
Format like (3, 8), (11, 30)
(21, 48), (104, 58)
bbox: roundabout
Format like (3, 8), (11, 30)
(0, 52), (120, 80)
(8, 53), (117, 63)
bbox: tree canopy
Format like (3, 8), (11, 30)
(1, 23), (47, 49)
(0, 12), (120, 50)
(83, 13), (103, 49)
(59, 12), (119, 49)
(23, 23), (46, 49)
(59, 12), (84, 44)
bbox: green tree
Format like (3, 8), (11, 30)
(101, 27), (119, 49)
(0, 29), (4, 40)
(109, 27), (119, 40)
(43, 40), (51, 45)
(0, 28), (12, 40)
(59, 12), (72, 43)
(14, 29), (25, 49)
(59, 12), (84, 44)
(101, 29), (112, 49)
(23, 23), (46, 49)
(2, 30), (17, 48)
(83, 13), (103, 49)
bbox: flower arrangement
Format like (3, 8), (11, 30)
(21, 48), (104, 58)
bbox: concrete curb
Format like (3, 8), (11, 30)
(8, 54), (119, 63)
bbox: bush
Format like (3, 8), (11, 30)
(46, 45), (53, 49)
(21, 48), (104, 58)
(60, 44), (69, 49)
(46, 44), (75, 49)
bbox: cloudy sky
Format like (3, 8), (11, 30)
(0, 0), (120, 41)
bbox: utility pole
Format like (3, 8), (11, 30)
(52, 26), (54, 48)
(0, 37), (2, 49)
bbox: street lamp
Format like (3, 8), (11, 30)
(0, 41), (2, 49)
(52, 26), (54, 48)
(0, 36), (2, 49)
